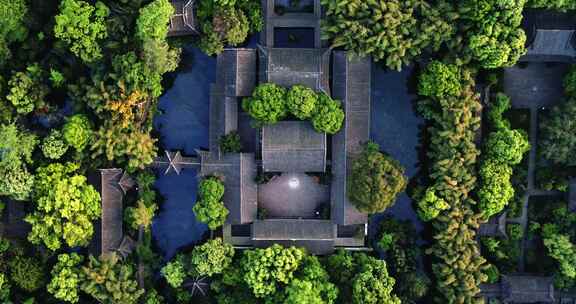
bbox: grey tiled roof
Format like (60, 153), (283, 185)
(251, 219), (336, 254)
(501, 275), (555, 303)
(330, 51), (371, 225)
(262, 121), (326, 172)
(198, 151), (258, 224)
(258, 47), (331, 94)
(152, 151), (199, 175)
(168, 0), (197, 37)
(217, 49), (258, 97)
(209, 85), (239, 154)
(97, 169), (133, 256)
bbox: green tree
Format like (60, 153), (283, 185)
(544, 234), (576, 279)
(47, 253), (84, 303)
(81, 254), (144, 304)
(50, 69), (66, 88)
(241, 244), (305, 298)
(540, 97), (576, 166)
(219, 131), (242, 153)
(527, 0), (576, 10)
(0, 123), (37, 200)
(484, 129), (530, 165)
(142, 39), (181, 75)
(352, 259), (401, 304)
(144, 289), (165, 304)
(285, 85), (317, 120)
(189, 238), (234, 277)
(326, 251), (401, 304)
(125, 200), (157, 231)
(196, 0), (261, 56)
(458, 0), (527, 69)
(90, 122), (157, 171)
(283, 279), (324, 304)
(63, 114), (93, 152)
(416, 188), (450, 222)
(136, 0), (174, 42)
(193, 177), (229, 230)
(242, 83), (288, 125)
(321, 0), (454, 71)
(42, 130), (69, 160)
(161, 257), (186, 288)
(349, 142), (407, 214)
(25, 162), (101, 251)
(54, 0), (109, 63)
(418, 61), (461, 99)
(311, 93), (345, 134)
(0, 273), (10, 302)
(111, 52), (163, 98)
(478, 160), (514, 217)
(0, 0), (28, 65)
(6, 64), (49, 115)
(9, 255), (45, 292)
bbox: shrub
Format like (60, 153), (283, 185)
(286, 85), (318, 120)
(9, 255), (45, 292)
(418, 61), (461, 99)
(189, 238), (234, 277)
(484, 129), (530, 166)
(161, 257), (186, 288)
(219, 131), (242, 153)
(478, 160), (514, 218)
(193, 177), (228, 230)
(54, 0), (109, 63)
(6, 64), (49, 114)
(135, 0), (174, 42)
(47, 253), (84, 303)
(242, 83), (288, 125)
(311, 93), (345, 134)
(540, 97), (576, 166)
(42, 130), (69, 160)
(484, 264), (500, 284)
(507, 223), (523, 241)
(63, 114), (93, 152)
(349, 142), (407, 214)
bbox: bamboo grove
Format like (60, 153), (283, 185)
(417, 64), (488, 303)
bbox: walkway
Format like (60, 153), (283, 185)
(258, 173), (329, 218)
(503, 63), (570, 272)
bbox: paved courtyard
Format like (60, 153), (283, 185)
(503, 63), (570, 108)
(258, 173), (329, 218)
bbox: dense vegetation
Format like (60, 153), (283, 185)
(349, 142), (407, 214)
(322, 0), (527, 70)
(540, 66), (576, 166)
(243, 83), (345, 134)
(192, 177), (228, 230)
(417, 61), (488, 302)
(478, 93), (530, 217)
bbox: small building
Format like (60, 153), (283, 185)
(262, 121), (326, 173)
(331, 51), (371, 226)
(258, 47), (331, 94)
(93, 169), (135, 257)
(521, 9), (576, 62)
(168, 0), (197, 37)
(252, 219), (336, 255)
(480, 275), (555, 303)
(478, 212), (508, 238)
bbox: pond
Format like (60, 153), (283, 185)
(151, 46), (215, 258)
(369, 65), (424, 240)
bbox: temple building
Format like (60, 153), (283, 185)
(153, 0), (372, 255)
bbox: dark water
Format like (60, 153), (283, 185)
(369, 65), (424, 240)
(152, 47), (214, 258)
(152, 169), (207, 259)
(153, 47), (214, 156)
